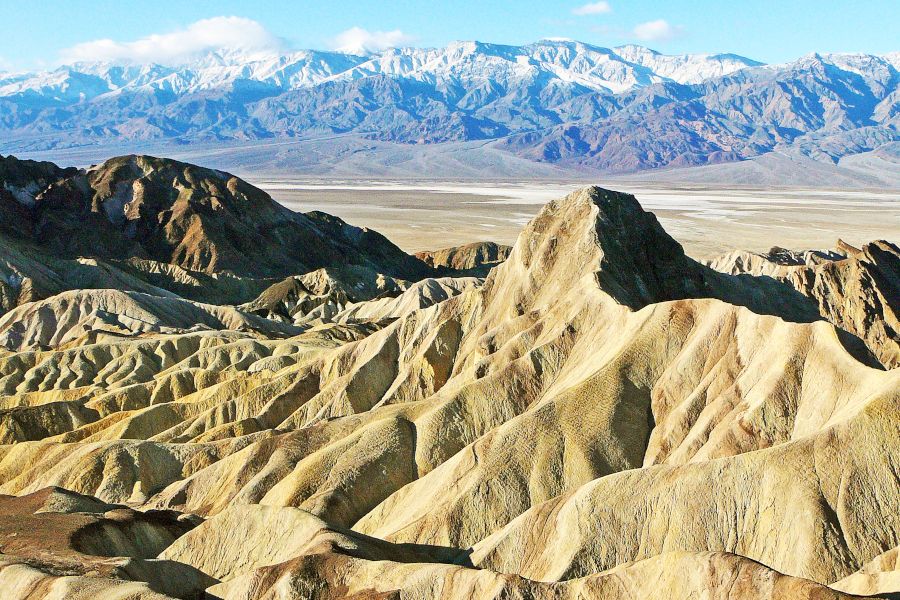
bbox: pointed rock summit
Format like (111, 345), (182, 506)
(485, 186), (707, 313)
(579, 187), (708, 308)
(494, 186), (890, 367)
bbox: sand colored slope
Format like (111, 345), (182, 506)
(832, 546), (900, 596)
(0, 564), (179, 600)
(242, 265), (410, 324)
(469, 392), (898, 584)
(348, 189), (898, 551)
(299, 276), (481, 325)
(707, 240), (900, 368)
(160, 504), (459, 583)
(0, 185), (895, 599)
(0, 288), (303, 351)
(209, 549), (866, 600)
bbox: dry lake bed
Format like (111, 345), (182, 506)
(255, 180), (900, 259)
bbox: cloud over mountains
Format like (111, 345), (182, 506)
(572, 2), (613, 16)
(632, 19), (684, 42)
(332, 27), (416, 55)
(59, 16), (284, 65)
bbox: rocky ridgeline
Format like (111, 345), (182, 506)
(1, 44), (898, 173)
(0, 156), (897, 599)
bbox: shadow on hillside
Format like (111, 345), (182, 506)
(698, 264), (884, 370)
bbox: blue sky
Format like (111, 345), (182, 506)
(1, 0), (898, 70)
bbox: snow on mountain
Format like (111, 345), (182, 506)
(768, 51), (898, 82)
(886, 52), (900, 70)
(0, 41), (760, 101)
(0, 41), (896, 176)
(0, 51), (365, 102)
(611, 44), (763, 85)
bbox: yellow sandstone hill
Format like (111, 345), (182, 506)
(415, 241), (512, 276)
(706, 240), (900, 368)
(0, 180), (895, 600)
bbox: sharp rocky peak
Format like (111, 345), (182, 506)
(487, 186), (709, 312)
(486, 185), (841, 332)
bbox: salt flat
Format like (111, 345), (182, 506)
(256, 180), (900, 258)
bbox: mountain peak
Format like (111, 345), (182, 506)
(0, 39), (763, 102)
(488, 186), (705, 312)
(1, 154), (429, 280)
(579, 187), (705, 308)
(1, 42), (894, 176)
(615, 43), (661, 55)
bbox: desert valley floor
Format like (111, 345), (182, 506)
(260, 180), (900, 257)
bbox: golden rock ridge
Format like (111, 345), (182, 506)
(0, 179), (896, 600)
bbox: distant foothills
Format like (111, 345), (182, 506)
(0, 40), (898, 180)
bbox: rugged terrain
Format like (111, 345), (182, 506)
(0, 155), (897, 599)
(2, 41), (899, 181)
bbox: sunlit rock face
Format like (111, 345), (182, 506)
(0, 156), (897, 599)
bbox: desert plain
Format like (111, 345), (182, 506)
(261, 180), (900, 257)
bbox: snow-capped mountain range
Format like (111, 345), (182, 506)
(0, 40), (898, 175)
(0, 41), (761, 100)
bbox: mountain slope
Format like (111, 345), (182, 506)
(415, 241), (512, 276)
(0, 154), (430, 283)
(707, 241), (900, 367)
(2, 43), (897, 176)
(0, 183), (896, 599)
(0, 288), (303, 352)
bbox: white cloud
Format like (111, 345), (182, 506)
(572, 2), (612, 16)
(632, 19), (683, 42)
(332, 27), (415, 55)
(59, 16), (283, 65)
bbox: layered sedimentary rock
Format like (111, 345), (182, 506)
(707, 240), (900, 367)
(0, 169), (895, 600)
(0, 153), (429, 283)
(416, 241), (512, 276)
